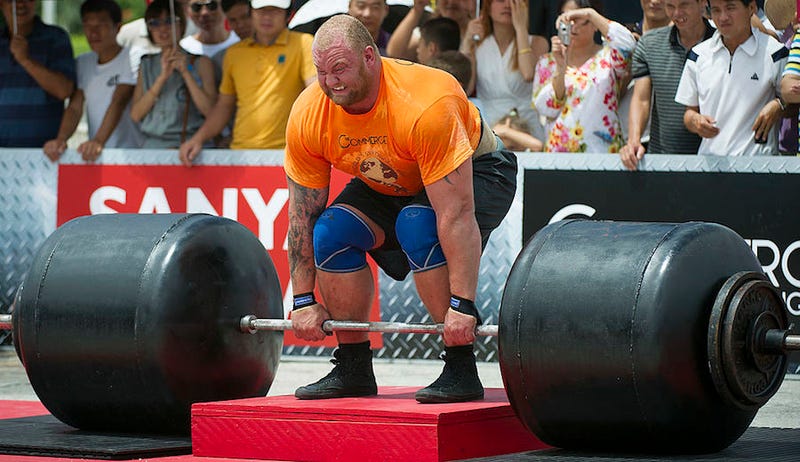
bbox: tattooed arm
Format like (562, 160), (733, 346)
(287, 177), (331, 341)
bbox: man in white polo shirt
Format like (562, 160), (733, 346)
(181, 0), (240, 57)
(675, 0), (788, 156)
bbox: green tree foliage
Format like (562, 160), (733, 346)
(60, 0), (148, 33)
(1, 1), (146, 58)
(0, 1), (147, 33)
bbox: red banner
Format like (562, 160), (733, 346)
(57, 164), (382, 348)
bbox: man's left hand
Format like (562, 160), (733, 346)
(444, 308), (477, 346)
(752, 99), (782, 143)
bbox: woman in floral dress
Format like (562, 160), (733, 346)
(532, 0), (635, 153)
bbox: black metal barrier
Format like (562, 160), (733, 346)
(519, 154), (800, 372)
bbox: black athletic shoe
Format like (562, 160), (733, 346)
(295, 342), (378, 400)
(415, 345), (484, 404)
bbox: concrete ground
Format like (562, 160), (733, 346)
(1, 347), (798, 429)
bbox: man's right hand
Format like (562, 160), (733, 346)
(413, 0), (430, 13)
(43, 138), (67, 162)
(291, 303), (331, 342)
(619, 142), (645, 171)
(9, 35), (30, 65)
(692, 113), (720, 139)
(179, 137), (203, 167)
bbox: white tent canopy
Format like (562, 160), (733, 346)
(289, 0), (413, 30)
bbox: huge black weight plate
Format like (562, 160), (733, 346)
(707, 271), (768, 411)
(720, 279), (788, 409)
(499, 220), (763, 454)
(14, 214), (283, 434)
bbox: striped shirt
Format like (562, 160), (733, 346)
(0, 17), (75, 147)
(782, 31), (800, 153)
(783, 32), (800, 75)
(631, 21), (715, 154)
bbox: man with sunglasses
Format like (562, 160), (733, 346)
(181, 0), (239, 58)
(1, 0), (76, 147)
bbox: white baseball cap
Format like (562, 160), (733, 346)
(251, 0), (291, 8)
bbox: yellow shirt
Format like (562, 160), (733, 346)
(285, 59), (481, 196)
(220, 29), (315, 149)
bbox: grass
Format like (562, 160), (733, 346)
(70, 34), (90, 57)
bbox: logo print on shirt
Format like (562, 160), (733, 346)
(359, 157), (407, 194)
(750, 73), (759, 80)
(338, 134), (388, 148)
(278, 54), (286, 64)
(106, 74), (120, 86)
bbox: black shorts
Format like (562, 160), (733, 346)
(331, 148), (517, 281)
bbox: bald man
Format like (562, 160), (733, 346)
(284, 15), (517, 404)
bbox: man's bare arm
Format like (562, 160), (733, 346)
(425, 159), (480, 301)
(287, 177), (329, 294)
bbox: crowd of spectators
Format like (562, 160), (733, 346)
(1, 0), (799, 164)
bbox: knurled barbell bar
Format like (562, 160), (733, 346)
(0, 214), (798, 454)
(237, 316), (499, 336)
(5, 312), (794, 347)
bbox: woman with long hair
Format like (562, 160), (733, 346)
(130, 0), (217, 148)
(532, 0), (635, 153)
(461, 0), (549, 144)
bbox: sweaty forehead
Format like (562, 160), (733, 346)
(313, 44), (356, 68)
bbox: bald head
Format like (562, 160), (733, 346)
(313, 14), (378, 57)
(312, 14), (383, 114)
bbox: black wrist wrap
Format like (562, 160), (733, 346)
(293, 292), (316, 311)
(449, 295), (482, 324)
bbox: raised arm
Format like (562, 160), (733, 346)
(386, 0), (427, 60)
(130, 56), (170, 123)
(459, 17), (483, 95)
(177, 54), (218, 116)
(556, 7), (610, 40)
(10, 35), (75, 100)
(511, 0), (547, 81)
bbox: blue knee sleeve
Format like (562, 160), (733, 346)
(395, 205), (446, 272)
(313, 205), (376, 272)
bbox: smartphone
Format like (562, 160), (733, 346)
(558, 22), (571, 46)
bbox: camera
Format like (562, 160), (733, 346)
(558, 21), (571, 46)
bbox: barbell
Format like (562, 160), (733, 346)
(0, 214), (798, 454)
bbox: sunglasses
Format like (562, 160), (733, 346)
(147, 16), (181, 28)
(190, 1), (219, 13)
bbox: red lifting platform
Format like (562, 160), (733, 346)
(191, 386), (546, 462)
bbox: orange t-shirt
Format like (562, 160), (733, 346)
(284, 59), (482, 196)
